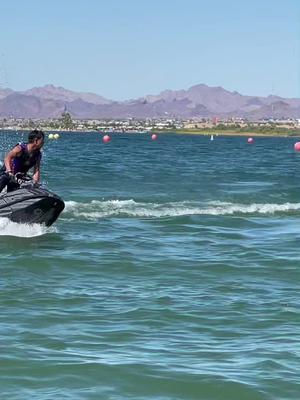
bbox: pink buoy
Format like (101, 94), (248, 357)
(103, 134), (111, 143)
(247, 137), (254, 144)
(294, 142), (300, 152)
(151, 134), (157, 141)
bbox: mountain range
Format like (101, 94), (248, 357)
(0, 84), (299, 120)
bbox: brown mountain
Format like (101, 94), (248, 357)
(0, 84), (299, 119)
(0, 88), (14, 100)
(23, 84), (111, 105)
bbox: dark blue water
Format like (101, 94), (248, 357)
(0, 131), (299, 399)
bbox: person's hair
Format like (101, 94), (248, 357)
(28, 129), (45, 143)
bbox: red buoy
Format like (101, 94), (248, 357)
(103, 135), (111, 143)
(294, 142), (300, 151)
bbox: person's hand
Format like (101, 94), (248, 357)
(6, 171), (14, 179)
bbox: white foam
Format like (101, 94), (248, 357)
(0, 218), (56, 237)
(63, 199), (300, 220)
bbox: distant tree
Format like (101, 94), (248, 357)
(28, 119), (35, 129)
(60, 111), (73, 129)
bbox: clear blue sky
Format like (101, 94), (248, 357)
(0, 0), (299, 99)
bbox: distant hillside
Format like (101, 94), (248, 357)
(0, 84), (299, 119)
(23, 84), (111, 105)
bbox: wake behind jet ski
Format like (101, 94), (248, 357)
(0, 173), (65, 226)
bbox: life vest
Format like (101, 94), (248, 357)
(11, 142), (42, 174)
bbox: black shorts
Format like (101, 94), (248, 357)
(0, 172), (20, 193)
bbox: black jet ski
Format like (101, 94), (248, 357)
(0, 173), (65, 226)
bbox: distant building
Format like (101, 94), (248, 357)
(212, 116), (218, 125)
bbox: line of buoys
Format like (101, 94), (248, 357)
(46, 132), (300, 155)
(100, 133), (158, 143)
(245, 137), (300, 153)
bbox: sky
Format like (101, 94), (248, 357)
(0, 0), (299, 100)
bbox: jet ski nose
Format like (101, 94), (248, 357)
(0, 186), (65, 227)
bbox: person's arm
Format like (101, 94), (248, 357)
(4, 145), (22, 173)
(32, 156), (41, 183)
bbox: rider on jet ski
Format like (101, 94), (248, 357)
(0, 129), (44, 193)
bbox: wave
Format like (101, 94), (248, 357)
(0, 218), (56, 237)
(63, 199), (300, 220)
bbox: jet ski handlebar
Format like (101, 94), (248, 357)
(10, 173), (38, 187)
(14, 172), (32, 181)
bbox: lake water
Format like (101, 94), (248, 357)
(0, 131), (299, 399)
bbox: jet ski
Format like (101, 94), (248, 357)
(0, 173), (65, 226)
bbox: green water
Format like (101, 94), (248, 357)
(0, 132), (299, 399)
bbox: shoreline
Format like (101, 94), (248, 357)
(0, 128), (300, 138)
(157, 129), (300, 138)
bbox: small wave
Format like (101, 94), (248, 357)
(63, 199), (300, 220)
(0, 218), (56, 237)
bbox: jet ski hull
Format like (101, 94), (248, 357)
(0, 186), (65, 227)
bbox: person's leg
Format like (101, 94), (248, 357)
(7, 181), (20, 192)
(0, 174), (9, 193)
